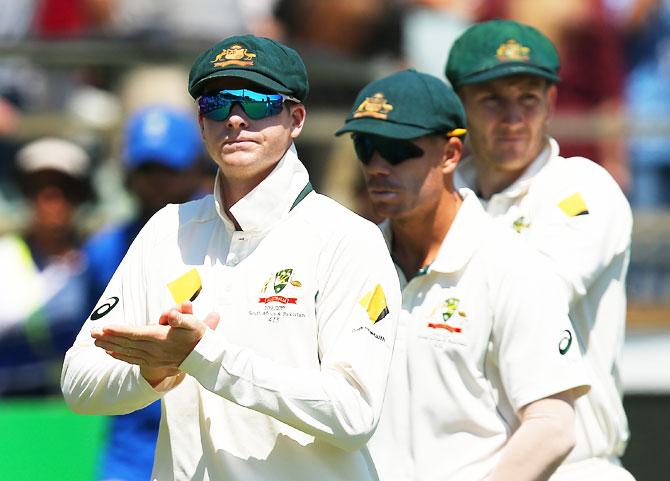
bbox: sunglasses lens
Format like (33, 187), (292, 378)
(353, 134), (374, 164)
(197, 95), (232, 121)
(352, 134), (424, 165)
(198, 89), (287, 121)
(376, 138), (424, 165)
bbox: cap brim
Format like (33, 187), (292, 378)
(455, 63), (560, 87)
(335, 118), (434, 140)
(190, 70), (293, 98)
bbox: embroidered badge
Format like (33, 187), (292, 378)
(211, 43), (257, 67)
(359, 284), (389, 324)
(496, 39), (530, 62)
(428, 297), (467, 333)
(259, 268), (300, 304)
(558, 192), (589, 217)
(167, 268), (202, 304)
(353, 93), (394, 120)
(512, 216), (531, 233)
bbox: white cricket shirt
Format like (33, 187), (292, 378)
(62, 147), (401, 481)
(368, 189), (590, 481)
(456, 137), (633, 469)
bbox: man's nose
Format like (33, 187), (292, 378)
(226, 103), (249, 129)
(363, 151), (393, 174)
(501, 101), (524, 124)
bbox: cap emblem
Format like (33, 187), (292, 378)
(496, 39), (530, 62)
(211, 44), (257, 68)
(353, 93), (394, 120)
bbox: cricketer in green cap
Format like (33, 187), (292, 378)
(336, 69), (466, 140)
(445, 19), (560, 88)
(188, 34), (309, 101)
(336, 69), (468, 222)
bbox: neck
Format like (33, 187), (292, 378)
(391, 189), (462, 279)
(218, 164), (277, 230)
(475, 166), (525, 200)
(473, 139), (549, 200)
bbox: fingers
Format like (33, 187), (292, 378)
(159, 301), (193, 326)
(180, 301), (194, 315)
(203, 312), (220, 330)
(166, 308), (192, 328)
(95, 337), (151, 359)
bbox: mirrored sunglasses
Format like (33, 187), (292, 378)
(197, 89), (299, 121)
(352, 133), (425, 165)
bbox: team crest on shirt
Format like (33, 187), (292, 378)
(496, 39), (530, 62)
(211, 43), (256, 67)
(353, 93), (394, 120)
(259, 268), (301, 304)
(428, 297), (467, 334)
(512, 216), (531, 233)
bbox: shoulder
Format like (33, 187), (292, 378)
(293, 192), (384, 242)
(532, 154), (632, 223)
(540, 154), (627, 200)
(146, 195), (218, 232)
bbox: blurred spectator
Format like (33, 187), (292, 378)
(478, 0), (630, 191)
(402, 0), (482, 78)
(109, 0), (280, 41)
(274, 0), (401, 60)
(0, 137), (94, 396)
(31, 0), (115, 37)
(84, 105), (206, 481)
(611, 0), (670, 207)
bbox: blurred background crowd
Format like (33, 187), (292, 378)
(0, 1), (669, 480)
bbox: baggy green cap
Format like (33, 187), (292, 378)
(335, 69), (467, 140)
(188, 34), (309, 101)
(445, 19), (560, 88)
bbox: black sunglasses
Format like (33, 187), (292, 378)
(352, 134), (425, 165)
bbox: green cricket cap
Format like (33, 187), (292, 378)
(188, 34), (309, 101)
(445, 19), (560, 88)
(335, 69), (467, 140)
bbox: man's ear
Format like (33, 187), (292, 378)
(442, 136), (463, 175)
(197, 113), (206, 136)
(546, 83), (558, 119)
(288, 103), (306, 139)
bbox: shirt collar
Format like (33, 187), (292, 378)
(430, 188), (492, 273)
(213, 143), (310, 233)
(379, 188), (492, 276)
(455, 137), (558, 200)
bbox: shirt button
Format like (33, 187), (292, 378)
(227, 253), (239, 266)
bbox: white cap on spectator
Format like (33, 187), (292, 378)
(16, 137), (90, 178)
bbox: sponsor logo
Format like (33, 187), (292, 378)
(167, 268), (202, 304)
(558, 192), (589, 217)
(352, 326), (386, 343)
(496, 39), (530, 62)
(359, 284), (389, 324)
(90, 296), (119, 321)
(211, 43), (256, 67)
(353, 93), (394, 120)
(558, 329), (573, 355)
